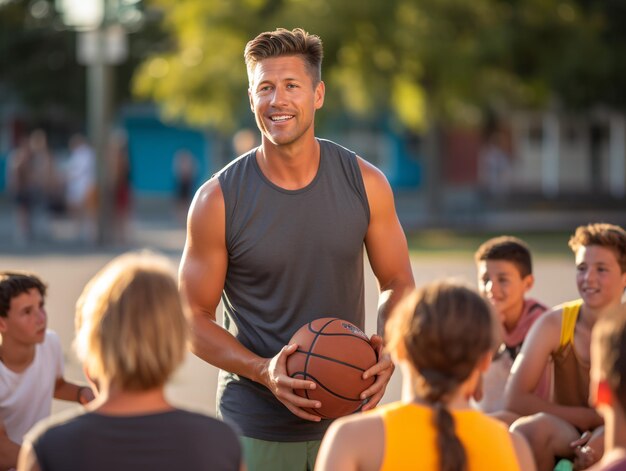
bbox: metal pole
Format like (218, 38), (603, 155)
(87, 28), (112, 245)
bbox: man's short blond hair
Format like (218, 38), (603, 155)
(244, 27), (323, 87)
(74, 251), (188, 390)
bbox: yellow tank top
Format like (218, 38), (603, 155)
(377, 402), (521, 471)
(558, 299), (583, 348)
(553, 299), (589, 408)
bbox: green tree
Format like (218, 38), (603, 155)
(0, 0), (167, 126)
(0, 0), (85, 122)
(133, 0), (493, 133)
(3, 0), (623, 134)
(133, 0), (625, 134)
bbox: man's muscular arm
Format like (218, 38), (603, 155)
(179, 178), (321, 421)
(357, 158), (415, 411)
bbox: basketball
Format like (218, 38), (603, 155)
(286, 317), (378, 419)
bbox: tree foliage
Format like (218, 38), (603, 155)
(2, 0), (624, 133)
(0, 0), (166, 126)
(0, 0), (85, 121)
(133, 0), (626, 134)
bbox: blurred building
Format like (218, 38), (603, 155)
(440, 110), (626, 207)
(1, 104), (625, 234)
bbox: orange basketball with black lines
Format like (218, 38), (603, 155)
(286, 317), (377, 419)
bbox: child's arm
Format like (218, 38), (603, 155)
(53, 378), (95, 405)
(504, 310), (602, 431)
(0, 419), (20, 470)
(315, 419), (360, 471)
(16, 438), (40, 471)
(314, 414), (384, 471)
(510, 430), (537, 471)
(572, 427), (603, 470)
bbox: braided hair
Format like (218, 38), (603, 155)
(386, 281), (499, 471)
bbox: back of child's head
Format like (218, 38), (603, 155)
(568, 223), (626, 273)
(592, 306), (626, 413)
(0, 271), (46, 317)
(474, 236), (533, 278)
(386, 280), (499, 471)
(74, 251), (188, 391)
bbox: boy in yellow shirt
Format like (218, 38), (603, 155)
(505, 223), (626, 471)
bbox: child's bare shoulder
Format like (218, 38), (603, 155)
(524, 306), (564, 351)
(534, 305), (564, 329)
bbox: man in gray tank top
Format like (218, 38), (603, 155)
(179, 27), (415, 471)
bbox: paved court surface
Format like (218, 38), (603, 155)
(0, 199), (580, 417)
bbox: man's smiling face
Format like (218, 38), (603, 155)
(248, 55), (324, 147)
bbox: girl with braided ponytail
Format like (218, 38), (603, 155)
(315, 280), (535, 471)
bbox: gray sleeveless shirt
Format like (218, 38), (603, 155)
(216, 138), (370, 441)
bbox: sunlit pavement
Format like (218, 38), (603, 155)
(0, 195), (580, 418)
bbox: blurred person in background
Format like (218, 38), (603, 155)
(232, 128), (259, 157)
(5, 136), (35, 245)
(28, 129), (58, 242)
(65, 133), (96, 244)
(172, 149), (197, 225)
(478, 130), (512, 197)
(110, 130), (132, 245)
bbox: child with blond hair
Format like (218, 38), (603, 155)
(18, 252), (243, 471)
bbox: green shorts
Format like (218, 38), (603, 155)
(240, 436), (322, 471)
